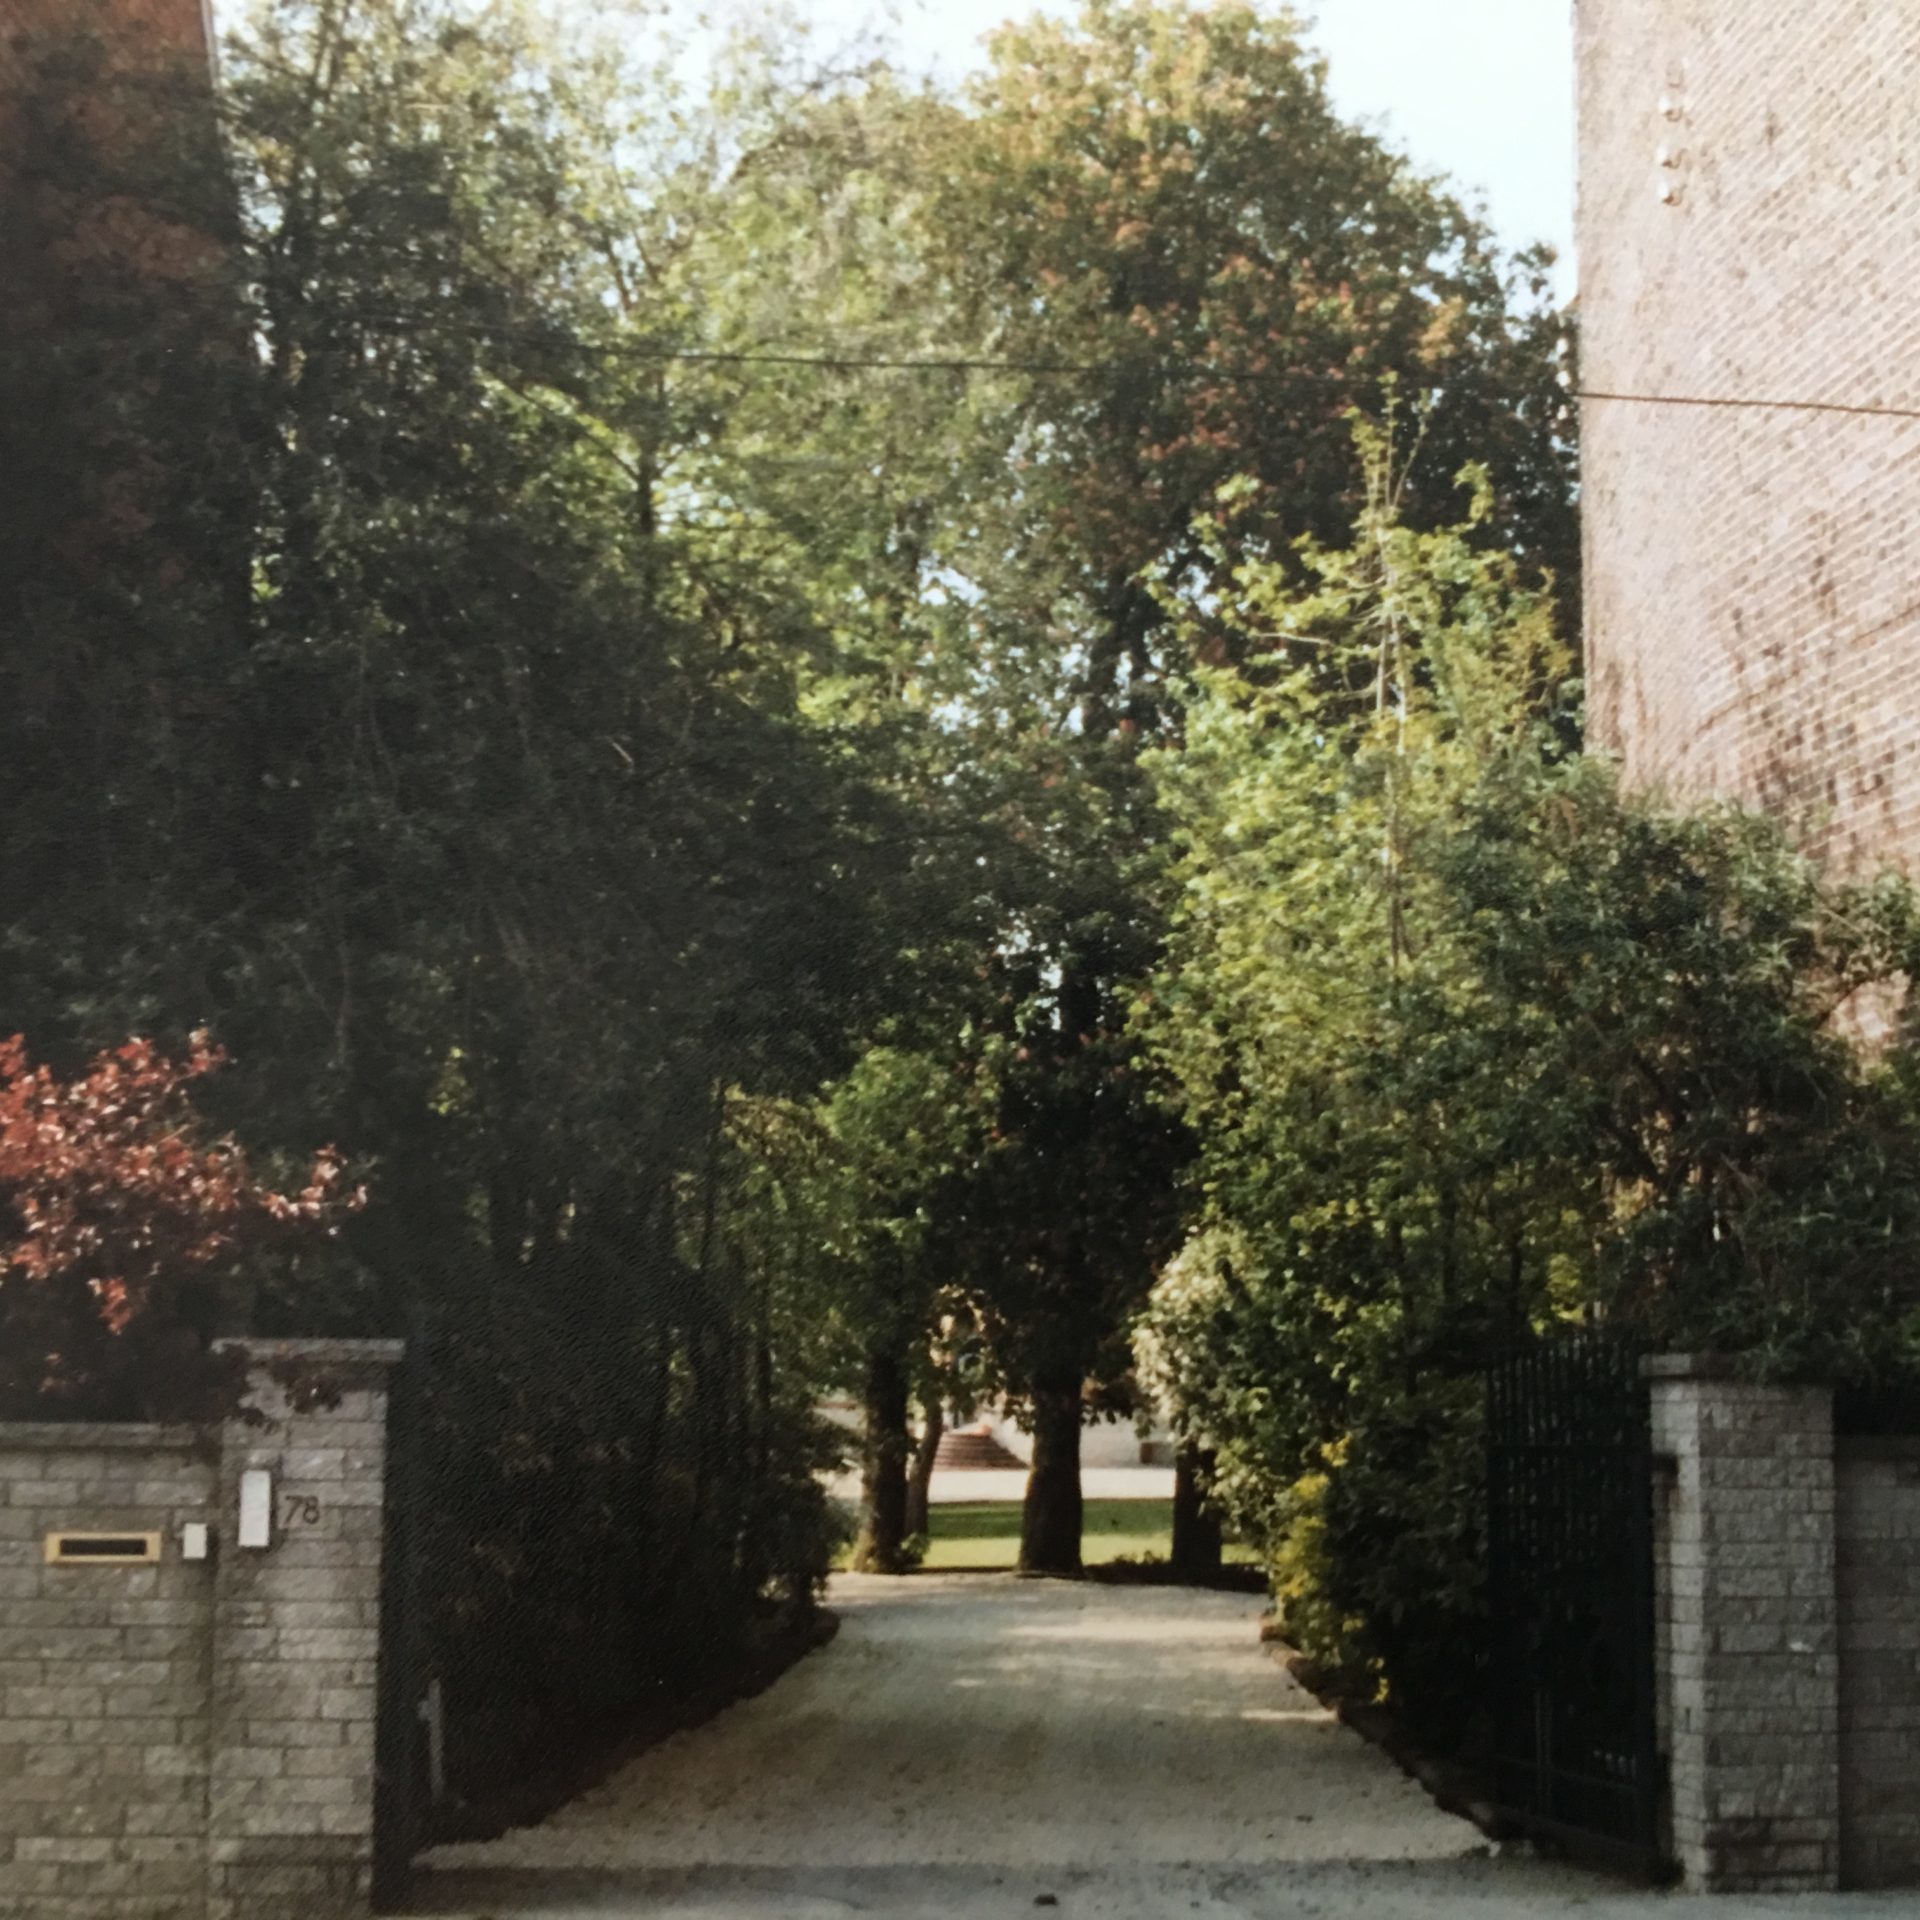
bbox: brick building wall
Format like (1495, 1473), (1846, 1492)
(1577, 0), (1920, 878)
(0, 0), (244, 976)
(0, 0), (229, 551)
(0, 0), (215, 122)
(0, 0), (219, 232)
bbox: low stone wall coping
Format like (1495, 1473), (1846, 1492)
(1642, 1352), (1744, 1382)
(0, 1421), (201, 1451)
(212, 1337), (405, 1367)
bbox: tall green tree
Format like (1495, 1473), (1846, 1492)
(3, 0), (919, 1790)
(1139, 443), (1920, 1733)
(209, 0), (912, 1768)
(917, 1), (1576, 1569)
(658, 1), (1582, 1574)
(942, 0), (1576, 722)
(729, 1045), (997, 1571)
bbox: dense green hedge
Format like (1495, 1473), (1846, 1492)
(1138, 469), (1920, 1743)
(3, 3), (864, 1811)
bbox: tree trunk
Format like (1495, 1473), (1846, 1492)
(904, 1394), (944, 1541)
(1020, 1378), (1083, 1574)
(1170, 1443), (1223, 1581)
(850, 1342), (911, 1573)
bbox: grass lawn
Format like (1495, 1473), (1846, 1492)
(924, 1498), (1178, 1569)
(831, 1497), (1263, 1572)
(824, 1499), (1258, 1572)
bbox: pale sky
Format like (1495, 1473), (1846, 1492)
(677, 0), (1578, 296)
(1295, 1), (1574, 289)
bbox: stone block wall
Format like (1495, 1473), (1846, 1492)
(0, 1340), (400, 1920)
(1646, 1359), (1841, 1891)
(0, 1427), (216, 1920)
(205, 1341), (398, 1920)
(1836, 1437), (1920, 1887)
(1648, 1360), (1920, 1891)
(1577, 0), (1920, 889)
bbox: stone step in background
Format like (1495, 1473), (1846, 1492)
(930, 1426), (1024, 1472)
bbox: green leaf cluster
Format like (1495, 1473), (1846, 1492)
(1139, 436), (1920, 1736)
(3, 0), (1593, 1696)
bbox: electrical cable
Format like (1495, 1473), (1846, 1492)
(272, 314), (1920, 424)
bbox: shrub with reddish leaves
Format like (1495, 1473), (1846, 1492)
(0, 1032), (362, 1422)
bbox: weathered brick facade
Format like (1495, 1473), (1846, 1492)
(1577, 0), (1920, 878)
(0, 0), (219, 246)
(0, 1), (215, 108)
(0, 0), (230, 566)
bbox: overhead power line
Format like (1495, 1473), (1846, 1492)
(1574, 387), (1920, 427)
(15, 307), (1920, 426)
(339, 313), (1343, 384)
(325, 314), (1920, 423)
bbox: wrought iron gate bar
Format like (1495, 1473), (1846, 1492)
(1485, 1331), (1661, 1875)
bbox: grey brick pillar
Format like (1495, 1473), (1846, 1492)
(206, 1339), (402, 1920)
(1646, 1355), (1840, 1891)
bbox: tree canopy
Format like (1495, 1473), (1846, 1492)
(1137, 439), (1920, 1735)
(24, 0), (1827, 1786)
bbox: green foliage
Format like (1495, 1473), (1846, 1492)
(727, 1045), (999, 1391)
(4, 0), (1589, 1751)
(653, 2), (1581, 1571)
(723, 1045), (1000, 1572)
(216, 0), (900, 1785)
(940, 0), (1578, 689)
(904, 6), (1576, 1523)
(1139, 437), (1920, 1736)
(3, 0), (884, 1799)
(1443, 758), (1920, 1377)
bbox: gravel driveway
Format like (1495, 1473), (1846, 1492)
(408, 1573), (1911, 1919)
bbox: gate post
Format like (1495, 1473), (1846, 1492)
(206, 1339), (403, 1920)
(1645, 1355), (1840, 1891)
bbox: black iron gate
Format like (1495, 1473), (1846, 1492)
(373, 1336), (430, 1904)
(1486, 1331), (1661, 1873)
